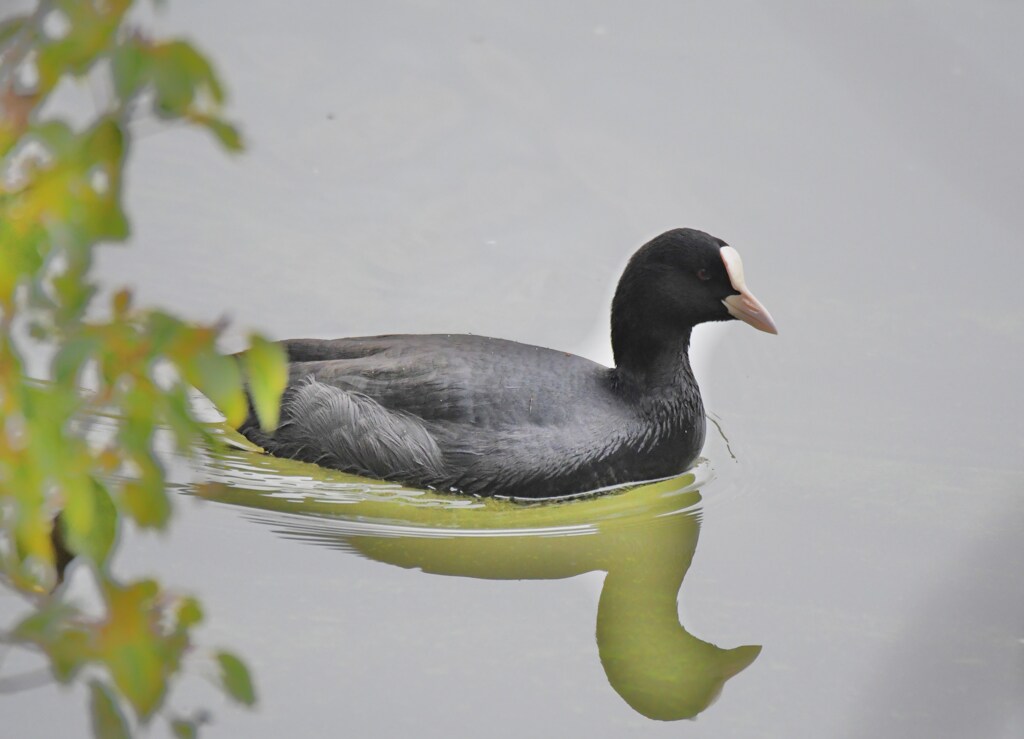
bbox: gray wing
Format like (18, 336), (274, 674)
(245, 376), (447, 481)
(239, 334), (622, 493)
(239, 336), (454, 480)
(278, 334), (610, 425)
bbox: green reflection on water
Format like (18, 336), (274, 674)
(193, 431), (761, 721)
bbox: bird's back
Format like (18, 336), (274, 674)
(240, 335), (689, 497)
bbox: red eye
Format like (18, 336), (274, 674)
(696, 268), (711, 281)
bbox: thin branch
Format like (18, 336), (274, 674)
(706, 412), (738, 462)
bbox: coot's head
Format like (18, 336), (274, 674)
(611, 228), (776, 368)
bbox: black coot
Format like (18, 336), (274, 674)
(239, 228), (777, 498)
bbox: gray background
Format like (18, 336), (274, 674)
(1, 1), (1022, 737)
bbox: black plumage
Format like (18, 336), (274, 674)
(238, 228), (776, 498)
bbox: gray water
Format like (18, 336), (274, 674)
(2, 1), (1022, 737)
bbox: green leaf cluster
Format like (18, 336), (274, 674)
(0, 2), (284, 736)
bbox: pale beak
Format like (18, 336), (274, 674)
(720, 246), (778, 334)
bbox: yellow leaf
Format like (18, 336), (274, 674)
(183, 350), (246, 427)
(242, 334), (287, 431)
(89, 681), (131, 739)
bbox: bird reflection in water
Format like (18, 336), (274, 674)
(195, 440), (761, 721)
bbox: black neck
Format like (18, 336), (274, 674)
(611, 321), (695, 391)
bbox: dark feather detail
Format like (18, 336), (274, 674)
(246, 377), (446, 481)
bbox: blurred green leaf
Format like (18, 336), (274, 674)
(2, 1), (262, 731)
(149, 40), (224, 117)
(0, 15), (30, 48)
(14, 603), (93, 682)
(119, 464), (171, 529)
(30, 120), (78, 157)
(165, 40), (225, 103)
(111, 39), (152, 100)
(112, 288), (132, 316)
(98, 579), (167, 719)
(171, 719), (198, 739)
(47, 629), (94, 682)
(13, 499), (54, 574)
(216, 652), (256, 706)
(160, 382), (204, 452)
(176, 596), (203, 629)
(0, 220), (46, 306)
(62, 480), (118, 566)
(28, 118), (76, 155)
(53, 334), (99, 384)
(35, 1), (129, 93)
(89, 680), (131, 739)
(146, 310), (187, 352)
(12, 601), (79, 643)
(183, 351), (247, 428)
(52, 270), (99, 323)
(192, 114), (243, 152)
(242, 335), (287, 431)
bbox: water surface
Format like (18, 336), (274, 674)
(2, 1), (1022, 737)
